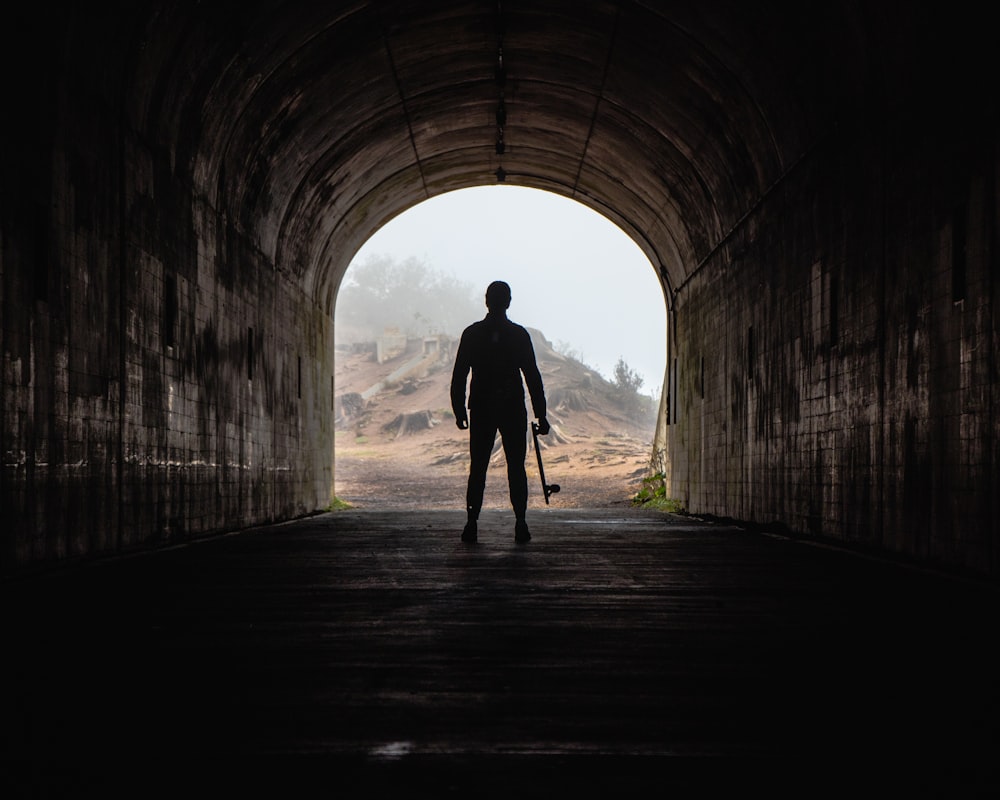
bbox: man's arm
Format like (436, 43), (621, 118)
(520, 331), (549, 433)
(450, 335), (471, 429)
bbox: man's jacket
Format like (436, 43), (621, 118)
(450, 313), (546, 419)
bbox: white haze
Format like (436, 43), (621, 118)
(344, 185), (667, 394)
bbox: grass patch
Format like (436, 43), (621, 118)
(631, 472), (684, 512)
(638, 496), (685, 512)
(326, 497), (353, 511)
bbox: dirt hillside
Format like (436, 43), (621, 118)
(333, 329), (659, 511)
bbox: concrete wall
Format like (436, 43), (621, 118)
(1, 66), (334, 575)
(3, 7), (996, 583)
(660, 117), (998, 578)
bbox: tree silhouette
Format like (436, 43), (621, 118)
(612, 357), (644, 394)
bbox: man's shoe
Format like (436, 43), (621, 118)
(462, 521), (478, 543)
(514, 519), (531, 543)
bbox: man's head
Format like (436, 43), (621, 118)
(485, 280), (512, 312)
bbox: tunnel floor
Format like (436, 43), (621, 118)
(4, 508), (999, 798)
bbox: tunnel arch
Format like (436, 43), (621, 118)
(331, 183), (670, 509)
(133, 1), (811, 315)
(3, 1), (997, 577)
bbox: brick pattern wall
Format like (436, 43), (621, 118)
(661, 125), (997, 577)
(1, 112), (334, 574)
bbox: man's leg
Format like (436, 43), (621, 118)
(464, 410), (497, 541)
(498, 411), (530, 541)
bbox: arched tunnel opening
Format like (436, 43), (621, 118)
(3, 4), (1000, 792)
(1, 2), (997, 581)
(331, 185), (667, 511)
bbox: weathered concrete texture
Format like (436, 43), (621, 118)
(664, 117), (999, 578)
(3, 510), (998, 797)
(1, 35), (335, 571)
(1, 2), (998, 579)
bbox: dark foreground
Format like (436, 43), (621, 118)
(3, 509), (998, 798)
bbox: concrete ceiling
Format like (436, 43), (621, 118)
(65, 2), (954, 310)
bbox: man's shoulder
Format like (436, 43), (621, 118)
(460, 316), (530, 344)
(503, 318), (531, 336)
(507, 320), (534, 347)
(460, 319), (488, 337)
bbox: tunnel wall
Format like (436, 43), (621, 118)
(1, 73), (334, 575)
(664, 116), (998, 579)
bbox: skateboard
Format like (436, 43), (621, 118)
(531, 421), (560, 504)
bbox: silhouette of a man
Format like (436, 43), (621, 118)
(451, 280), (550, 543)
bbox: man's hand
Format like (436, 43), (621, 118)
(456, 415), (469, 430)
(536, 416), (550, 435)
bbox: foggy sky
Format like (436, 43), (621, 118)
(344, 186), (667, 394)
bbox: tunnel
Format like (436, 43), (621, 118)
(3, 3), (1000, 794)
(1, 0), (998, 580)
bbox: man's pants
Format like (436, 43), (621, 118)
(466, 407), (528, 520)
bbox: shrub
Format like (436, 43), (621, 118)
(631, 472), (684, 512)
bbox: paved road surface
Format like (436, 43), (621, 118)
(4, 509), (998, 797)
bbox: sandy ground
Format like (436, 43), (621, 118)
(333, 341), (658, 512)
(334, 425), (654, 512)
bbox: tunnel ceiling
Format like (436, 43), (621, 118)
(105, 1), (938, 310)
